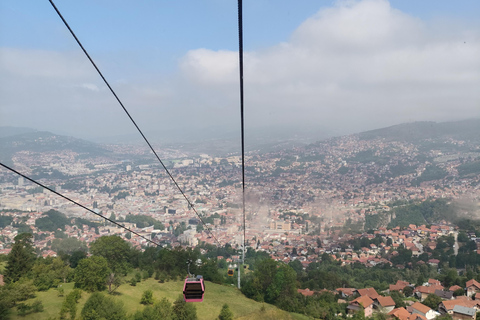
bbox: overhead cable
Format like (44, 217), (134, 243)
(47, 0), (222, 247)
(237, 0), (246, 288)
(0, 162), (161, 247)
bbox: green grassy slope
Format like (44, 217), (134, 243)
(10, 279), (311, 320)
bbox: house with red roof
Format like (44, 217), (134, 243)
(348, 295), (374, 318)
(373, 295), (396, 313)
(389, 280), (411, 293)
(415, 285), (444, 301)
(388, 307), (411, 320)
(450, 285), (463, 293)
(356, 287), (379, 299)
(439, 296), (480, 315)
(410, 302), (439, 320)
(466, 279), (480, 298)
(335, 287), (356, 298)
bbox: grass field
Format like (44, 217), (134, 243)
(9, 278), (311, 320)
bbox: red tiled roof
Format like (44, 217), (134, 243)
(466, 279), (480, 290)
(449, 285), (462, 292)
(297, 288), (315, 296)
(388, 307), (410, 320)
(411, 302), (431, 314)
(357, 287), (379, 299)
(351, 295), (374, 308)
(376, 295), (396, 307)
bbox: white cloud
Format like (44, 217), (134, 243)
(81, 83), (100, 92)
(178, 0), (480, 133)
(180, 48), (238, 85)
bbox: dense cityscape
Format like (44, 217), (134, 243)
(1, 120), (480, 319)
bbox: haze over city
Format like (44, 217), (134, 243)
(1, 0), (479, 143)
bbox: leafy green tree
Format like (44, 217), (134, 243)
(457, 232), (469, 243)
(68, 250), (87, 268)
(197, 259), (222, 284)
(422, 293), (442, 310)
(133, 298), (172, 320)
(454, 288), (465, 297)
(4, 233), (36, 283)
(90, 235), (132, 275)
(403, 286), (413, 297)
(81, 292), (127, 320)
(218, 304), (234, 320)
(5, 279), (37, 307)
(266, 263), (297, 305)
(0, 215), (13, 228)
(35, 209), (70, 231)
(351, 308), (365, 320)
(288, 260), (304, 278)
(59, 289), (81, 320)
(74, 256), (110, 292)
(51, 237), (87, 255)
(106, 273), (123, 294)
(141, 290), (154, 305)
(16, 299), (43, 316)
(32, 257), (73, 290)
(172, 295), (197, 320)
(389, 291), (406, 308)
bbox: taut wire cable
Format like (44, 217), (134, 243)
(46, 0), (222, 246)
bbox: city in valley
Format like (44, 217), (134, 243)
(1, 120), (480, 269)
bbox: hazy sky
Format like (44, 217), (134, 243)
(1, 0), (479, 141)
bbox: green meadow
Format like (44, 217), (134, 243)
(9, 278), (311, 320)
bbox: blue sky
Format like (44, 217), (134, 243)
(1, 0), (479, 141)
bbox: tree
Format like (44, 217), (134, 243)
(106, 273), (123, 294)
(454, 288), (465, 297)
(403, 286), (414, 297)
(81, 292), (127, 320)
(32, 257), (72, 291)
(51, 237), (87, 255)
(4, 233), (36, 283)
(218, 304), (233, 320)
(90, 235), (132, 275)
(69, 250), (87, 268)
(59, 289), (81, 320)
(141, 290), (154, 305)
(389, 291), (406, 308)
(288, 260), (304, 278)
(133, 298), (172, 320)
(74, 256), (110, 292)
(172, 295), (197, 320)
(35, 209), (70, 231)
(422, 293), (442, 310)
(266, 263), (297, 305)
(6, 279), (37, 306)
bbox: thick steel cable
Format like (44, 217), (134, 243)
(237, 0), (246, 288)
(47, 0), (222, 247)
(0, 162), (161, 247)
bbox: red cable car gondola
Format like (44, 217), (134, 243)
(183, 275), (205, 302)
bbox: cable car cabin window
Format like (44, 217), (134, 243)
(183, 276), (205, 302)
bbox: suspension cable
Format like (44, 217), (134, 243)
(237, 0), (246, 289)
(47, 0), (223, 247)
(0, 162), (162, 247)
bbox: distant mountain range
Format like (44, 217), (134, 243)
(0, 129), (111, 166)
(358, 119), (480, 142)
(1, 118), (479, 164)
